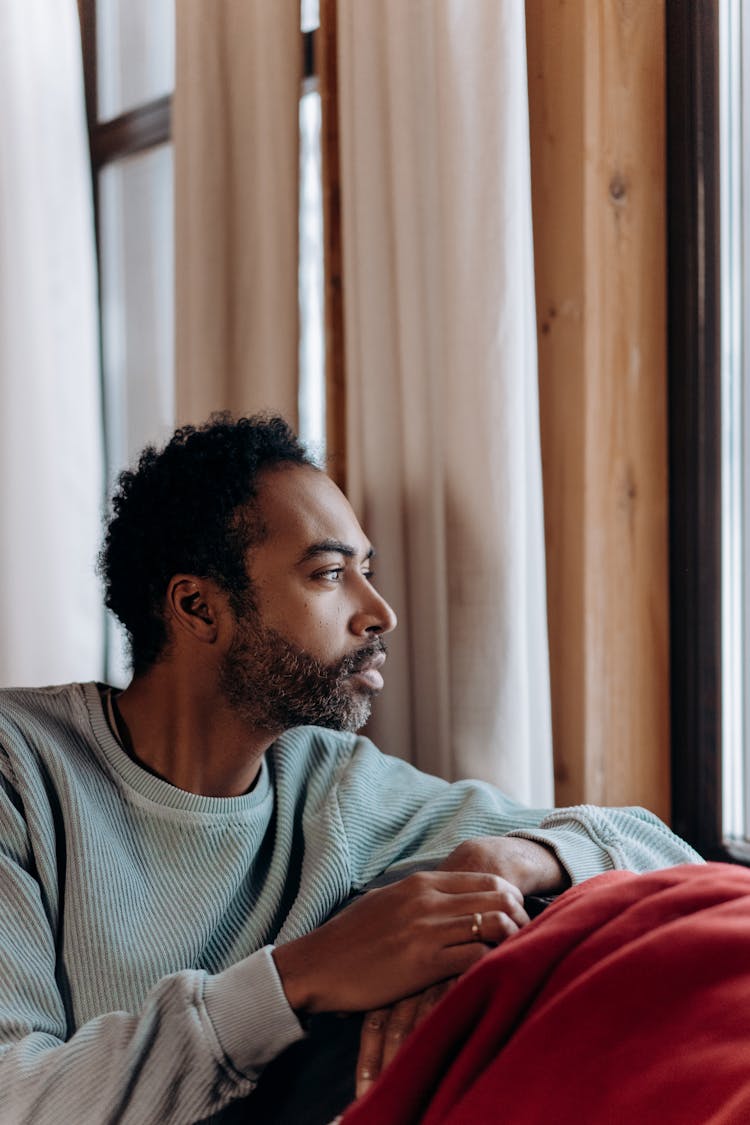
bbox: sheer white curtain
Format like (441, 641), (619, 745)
(337, 0), (553, 803)
(0, 0), (104, 687)
(174, 0), (301, 426)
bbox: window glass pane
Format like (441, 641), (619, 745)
(719, 0), (750, 841)
(99, 144), (175, 682)
(96, 0), (175, 120)
(301, 0), (320, 33)
(298, 90), (326, 459)
(741, 5), (750, 841)
(99, 144), (175, 474)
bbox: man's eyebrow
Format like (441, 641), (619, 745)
(297, 540), (376, 564)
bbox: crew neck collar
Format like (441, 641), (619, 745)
(83, 682), (271, 815)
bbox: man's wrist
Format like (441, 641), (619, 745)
(516, 838), (569, 895)
(203, 947), (306, 1074)
(272, 939), (318, 1016)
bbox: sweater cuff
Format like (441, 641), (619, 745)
(504, 824), (618, 886)
(203, 946), (306, 1079)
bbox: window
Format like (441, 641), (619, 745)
(718, 0), (750, 848)
(299, 1), (326, 458)
(78, 1), (327, 681)
(667, 0), (750, 861)
(79, 0), (175, 681)
(80, 0), (175, 488)
(719, 0), (745, 843)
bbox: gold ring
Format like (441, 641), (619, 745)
(470, 911), (483, 940)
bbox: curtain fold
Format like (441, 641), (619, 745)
(0, 0), (104, 687)
(174, 0), (301, 426)
(337, 0), (553, 803)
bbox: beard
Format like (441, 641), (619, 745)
(219, 612), (387, 734)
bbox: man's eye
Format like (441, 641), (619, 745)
(316, 568), (344, 582)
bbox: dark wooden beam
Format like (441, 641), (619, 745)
(318, 0), (347, 491)
(666, 0), (723, 855)
(78, 0), (97, 131)
(90, 95), (172, 169)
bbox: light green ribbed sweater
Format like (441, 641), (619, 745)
(0, 683), (701, 1123)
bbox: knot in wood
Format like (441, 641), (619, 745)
(609, 173), (628, 205)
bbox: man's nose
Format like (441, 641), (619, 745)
(351, 587), (397, 637)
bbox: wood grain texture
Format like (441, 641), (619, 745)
(527, 0), (670, 819)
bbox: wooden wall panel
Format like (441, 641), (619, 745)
(526, 1), (670, 820)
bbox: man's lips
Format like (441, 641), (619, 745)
(347, 650), (386, 692)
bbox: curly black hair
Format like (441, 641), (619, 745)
(99, 413), (314, 675)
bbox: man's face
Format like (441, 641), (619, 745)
(219, 464), (397, 733)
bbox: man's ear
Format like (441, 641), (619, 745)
(165, 575), (225, 644)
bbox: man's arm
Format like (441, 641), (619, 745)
(0, 759), (309, 1122)
(1, 748), (524, 1124)
(350, 815), (702, 1097)
(1, 865), (522, 1124)
(0, 952), (301, 1123)
(334, 739), (703, 893)
(332, 742), (704, 1097)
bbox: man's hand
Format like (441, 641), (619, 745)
(351, 838), (561, 1097)
(355, 980), (456, 1098)
(271, 870), (529, 1017)
(440, 835), (569, 897)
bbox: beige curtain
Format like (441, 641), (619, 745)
(174, 0), (301, 425)
(337, 0), (553, 804)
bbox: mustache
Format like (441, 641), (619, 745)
(339, 638), (388, 676)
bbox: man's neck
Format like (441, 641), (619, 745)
(114, 665), (278, 797)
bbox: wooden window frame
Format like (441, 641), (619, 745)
(77, 1), (172, 172)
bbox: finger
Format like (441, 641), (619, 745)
(403, 869), (525, 904)
(435, 889), (530, 930)
(356, 1008), (388, 1099)
(380, 981), (452, 1071)
(380, 993), (421, 1070)
(443, 909), (524, 948)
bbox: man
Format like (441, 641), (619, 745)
(0, 415), (700, 1123)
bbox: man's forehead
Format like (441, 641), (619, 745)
(253, 464), (371, 556)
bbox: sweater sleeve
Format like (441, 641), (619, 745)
(503, 804), (703, 883)
(333, 739), (703, 887)
(0, 766), (304, 1124)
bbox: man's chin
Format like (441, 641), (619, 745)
(320, 691), (373, 733)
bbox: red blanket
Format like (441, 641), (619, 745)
(341, 863), (750, 1124)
